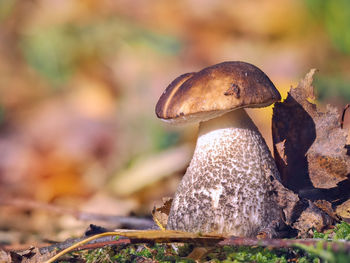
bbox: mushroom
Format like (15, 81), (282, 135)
(155, 61), (282, 237)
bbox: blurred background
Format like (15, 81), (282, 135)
(0, 0), (350, 246)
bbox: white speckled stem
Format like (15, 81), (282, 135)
(167, 109), (281, 237)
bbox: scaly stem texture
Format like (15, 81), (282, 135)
(167, 109), (281, 237)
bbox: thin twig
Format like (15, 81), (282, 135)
(44, 232), (122, 263)
(38, 235), (130, 254)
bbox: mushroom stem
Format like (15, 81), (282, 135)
(198, 108), (258, 136)
(167, 108), (281, 237)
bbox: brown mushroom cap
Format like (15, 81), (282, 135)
(155, 61), (281, 124)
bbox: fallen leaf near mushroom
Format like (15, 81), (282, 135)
(272, 69), (350, 195)
(306, 104), (350, 189)
(9, 247), (56, 263)
(270, 178), (301, 226)
(293, 200), (333, 238)
(152, 197), (172, 230)
(263, 164), (301, 226)
(313, 200), (338, 221)
(0, 250), (11, 263)
(336, 199), (350, 223)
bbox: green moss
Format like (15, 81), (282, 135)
(63, 222), (350, 262)
(79, 243), (195, 263)
(296, 221), (350, 263)
(205, 246), (315, 263)
(295, 241), (350, 263)
(333, 221), (350, 240)
(313, 221), (350, 240)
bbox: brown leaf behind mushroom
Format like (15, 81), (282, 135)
(306, 104), (350, 189)
(293, 200), (333, 238)
(272, 69), (350, 198)
(272, 70), (317, 191)
(336, 199), (350, 223)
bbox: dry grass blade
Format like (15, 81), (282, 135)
(44, 230), (225, 263)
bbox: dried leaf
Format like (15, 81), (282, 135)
(152, 197), (172, 230)
(9, 247), (55, 263)
(336, 199), (350, 223)
(306, 104), (350, 188)
(271, 69), (350, 235)
(0, 250), (11, 263)
(272, 70), (318, 191)
(263, 163), (302, 227)
(187, 247), (210, 261)
(272, 69), (350, 195)
(314, 200), (338, 220)
(271, 178), (301, 226)
(293, 201), (333, 238)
